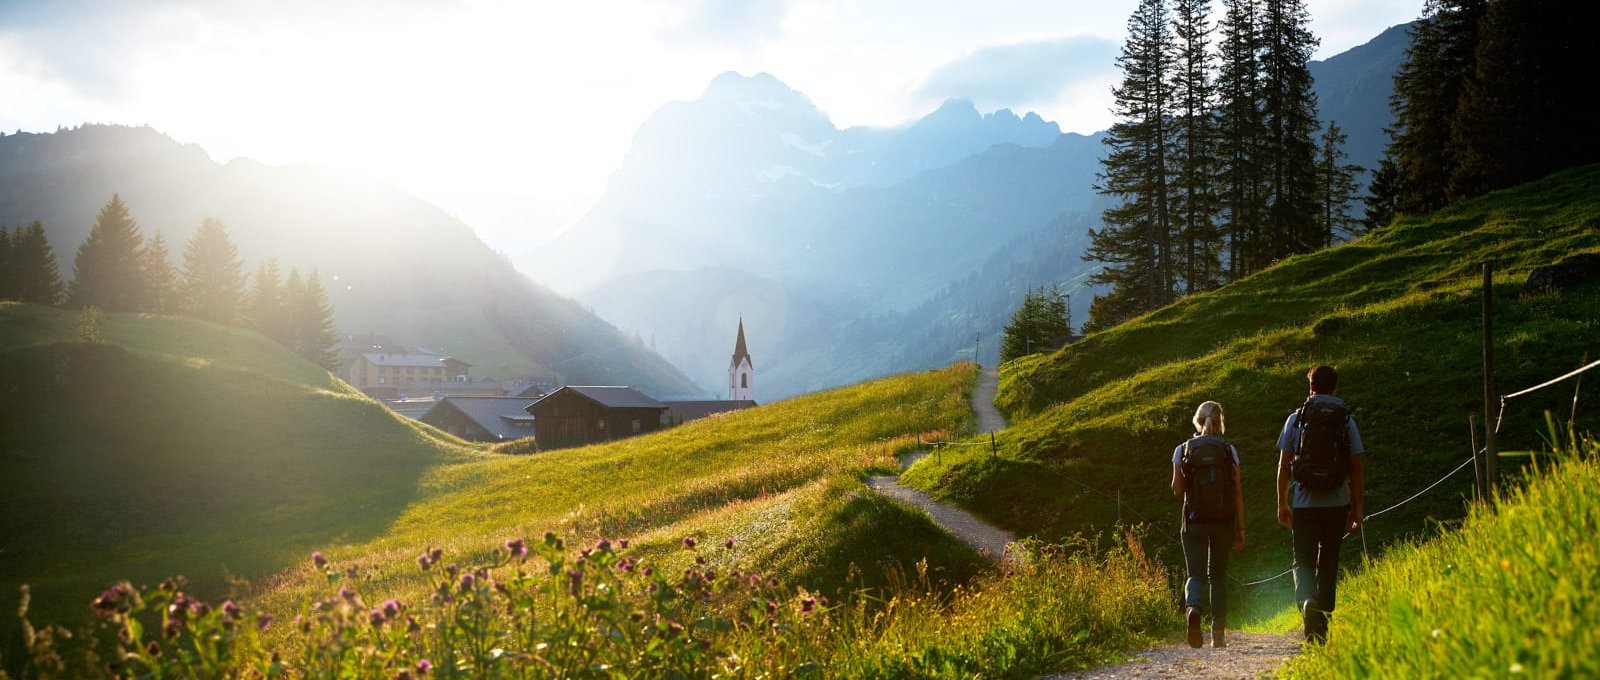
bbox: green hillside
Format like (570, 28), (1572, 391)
(902, 164), (1600, 616)
(0, 309), (992, 648)
(0, 303), (477, 631)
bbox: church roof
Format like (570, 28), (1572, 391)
(730, 319), (753, 370)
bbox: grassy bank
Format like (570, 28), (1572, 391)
(1286, 431), (1598, 677)
(900, 165), (1600, 621)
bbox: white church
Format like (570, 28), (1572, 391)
(728, 318), (754, 401)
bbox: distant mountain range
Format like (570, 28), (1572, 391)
(540, 23), (1412, 400)
(0, 125), (700, 397)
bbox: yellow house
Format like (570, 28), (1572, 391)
(349, 353), (471, 391)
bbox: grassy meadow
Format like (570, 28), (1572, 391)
(900, 164), (1600, 624)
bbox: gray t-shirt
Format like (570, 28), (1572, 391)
(1276, 394), (1364, 508)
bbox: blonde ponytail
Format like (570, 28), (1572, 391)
(1193, 401), (1225, 436)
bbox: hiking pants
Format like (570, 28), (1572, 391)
(1181, 520), (1233, 628)
(1292, 506), (1348, 616)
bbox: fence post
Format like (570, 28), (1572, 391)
(990, 431), (998, 462)
(1482, 263), (1497, 500)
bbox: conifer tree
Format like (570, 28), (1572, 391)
(1215, 0), (1265, 279)
(248, 258), (292, 345)
(1086, 0), (1176, 330)
(1315, 121), (1363, 246)
(179, 218), (247, 325)
(1258, 0), (1321, 260)
(1362, 156), (1400, 232)
(14, 221), (65, 306)
(140, 230), (179, 314)
(1388, 0), (1484, 214)
(71, 194), (147, 311)
(1169, 0), (1221, 294)
(1000, 286), (1071, 362)
(289, 268), (339, 370)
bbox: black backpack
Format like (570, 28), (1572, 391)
(1181, 435), (1237, 524)
(1291, 397), (1352, 492)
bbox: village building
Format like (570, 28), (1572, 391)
(348, 351), (475, 400)
(662, 399), (758, 425)
(420, 396), (538, 442)
(524, 386), (669, 449)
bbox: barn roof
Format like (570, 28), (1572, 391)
(530, 385), (667, 411)
(422, 396), (538, 440)
(664, 399), (758, 422)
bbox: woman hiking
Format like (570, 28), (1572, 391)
(1171, 400), (1245, 648)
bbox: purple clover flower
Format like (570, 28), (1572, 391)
(339, 586), (356, 601)
(505, 538), (527, 559)
(382, 599), (402, 618)
(458, 572), (476, 593)
(725, 538), (736, 550)
(682, 535), (697, 550)
(256, 613), (274, 632)
(417, 659), (434, 674)
(801, 596), (817, 614)
(312, 551), (327, 568)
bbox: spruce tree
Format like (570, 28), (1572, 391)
(1388, 0), (1484, 214)
(71, 194), (147, 311)
(1215, 0), (1265, 279)
(248, 258), (292, 346)
(14, 221), (65, 306)
(1315, 121), (1363, 245)
(1169, 0), (1221, 294)
(1362, 156), (1401, 232)
(1258, 0), (1321, 260)
(141, 230), (179, 314)
(1086, 0), (1176, 330)
(179, 218), (247, 325)
(1000, 286), (1071, 362)
(289, 269), (339, 370)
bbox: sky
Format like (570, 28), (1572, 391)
(0, 0), (1420, 253)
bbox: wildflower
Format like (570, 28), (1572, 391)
(396, 672), (414, 680)
(406, 615), (421, 633)
(505, 538), (527, 559)
(339, 586), (356, 602)
(595, 538), (612, 553)
(459, 573), (476, 593)
(705, 569), (716, 582)
(429, 547), (443, 563)
(370, 609), (387, 628)
(1510, 663), (1524, 674)
(445, 563), (459, 577)
(642, 566), (654, 578)
(164, 620), (183, 639)
(580, 548), (593, 559)
(145, 640), (161, 657)
(189, 599), (210, 617)
(567, 569), (584, 597)
(682, 536), (697, 550)
(800, 596), (816, 614)
(417, 659), (434, 674)
(312, 551), (327, 568)
(256, 614), (274, 632)
(168, 594), (191, 621)
(382, 599), (403, 618)
(766, 601), (777, 615)
(220, 600), (241, 626)
(417, 552), (433, 571)
(619, 539), (629, 550)
(725, 538), (735, 550)
(91, 584), (131, 617)
(696, 555), (707, 566)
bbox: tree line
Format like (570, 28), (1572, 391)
(0, 194), (339, 369)
(1000, 286), (1073, 363)
(1083, 0), (1360, 332)
(1368, 0), (1600, 225)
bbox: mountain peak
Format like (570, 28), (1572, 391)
(703, 71), (801, 102)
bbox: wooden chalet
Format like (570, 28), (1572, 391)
(421, 396), (537, 442)
(525, 386), (668, 449)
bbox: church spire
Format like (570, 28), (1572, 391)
(730, 317), (752, 370)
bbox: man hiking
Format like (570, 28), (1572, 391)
(1276, 365), (1365, 644)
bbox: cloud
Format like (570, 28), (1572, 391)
(911, 34), (1119, 110)
(657, 0), (806, 48)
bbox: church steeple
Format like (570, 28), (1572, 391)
(728, 318), (754, 401)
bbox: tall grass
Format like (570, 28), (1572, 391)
(1285, 426), (1597, 677)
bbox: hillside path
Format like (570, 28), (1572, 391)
(866, 365), (1016, 562)
(1043, 632), (1303, 679)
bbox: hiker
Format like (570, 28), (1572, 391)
(1171, 400), (1245, 649)
(1275, 365), (1365, 644)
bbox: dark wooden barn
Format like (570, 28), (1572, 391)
(525, 386), (669, 449)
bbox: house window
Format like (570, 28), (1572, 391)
(597, 419), (606, 430)
(379, 377), (386, 384)
(632, 419), (641, 433)
(741, 373), (748, 388)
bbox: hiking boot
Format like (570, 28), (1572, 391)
(1211, 628), (1226, 648)
(1302, 601), (1327, 644)
(1186, 607), (1203, 648)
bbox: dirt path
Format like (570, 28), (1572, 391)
(1043, 632), (1303, 679)
(972, 365), (1008, 433)
(866, 365), (1016, 561)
